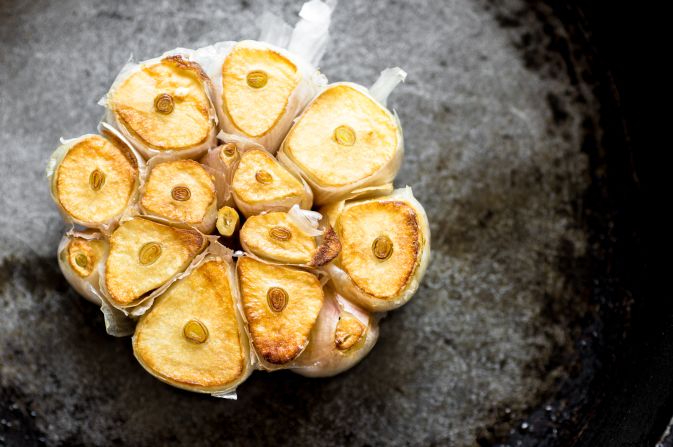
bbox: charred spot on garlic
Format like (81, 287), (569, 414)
(88, 169), (105, 191)
(171, 185), (191, 202)
(255, 170), (273, 184)
(183, 319), (209, 344)
(246, 70), (268, 89)
(334, 125), (356, 146)
(269, 226), (292, 242)
(139, 242), (162, 265)
(372, 235), (394, 260)
(335, 311), (366, 351)
(154, 93), (175, 114)
(267, 287), (288, 312)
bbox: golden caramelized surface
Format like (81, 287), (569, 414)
(110, 57), (213, 151)
(284, 84), (398, 187)
(337, 201), (420, 300)
(56, 135), (137, 224)
(231, 148), (304, 208)
(334, 311), (366, 351)
(240, 212), (316, 265)
(105, 217), (204, 306)
(133, 260), (246, 390)
(140, 160), (216, 225)
(66, 237), (106, 277)
(237, 257), (323, 364)
(222, 43), (300, 137)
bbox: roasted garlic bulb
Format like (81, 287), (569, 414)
(57, 231), (108, 305)
(139, 159), (218, 233)
(278, 68), (407, 205)
(293, 287), (379, 377)
(101, 54), (218, 160)
(47, 125), (141, 231)
(240, 208), (340, 267)
(236, 256), (324, 368)
(133, 251), (252, 396)
(193, 1), (335, 152)
(321, 187), (431, 312)
(104, 217), (206, 309)
(231, 148), (312, 218)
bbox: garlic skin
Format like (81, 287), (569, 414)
(46, 123), (143, 233)
(192, 0), (335, 153)
(278, 68), (407, 205)
(100, 52), (219, 161)
(322, 187), (431, 312)
(292, 288), (379, 378)
(57, 231), (108, 305)
(133, 243), (253, 397)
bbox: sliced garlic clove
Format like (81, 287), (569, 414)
(47, 132), (140, 231)
(236, 256), (324, 368)
(278, 68), (406, 205)
(104, 217), (206, 309)
(292, 288), (379, 378)
(133, 256), (252, 394)
(322, 187), (431, 312)
(139, 159), (217, 233)
(57, 231), (108, 305)
(216, 206), (240, 237)
(240, 210), (340, 267)
(102, 54), (218, 160)
(231, 148), (312, 218)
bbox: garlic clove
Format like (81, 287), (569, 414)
(49, 134), (139, 229)
(322, 187), (431, 312)
(216, 206), (240, 237)
(231, 148), (312, 218)
(239, 211), (340, 267)
(236, 256), (324, 367)
(104, 217), (206, 308)
(57, 231), (108, 305)
(133, 257), (252, 394)
(292, 288), (379, 378)
(139, 159), (217, 233)
(103, 55), (218, 159)
(278, 70), (406, 205)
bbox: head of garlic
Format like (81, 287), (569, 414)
(278, 67), (406, 205)
(57, 230), (108, 305)
(321, 187), (431, 312)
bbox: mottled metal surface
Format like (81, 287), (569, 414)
(0, 0), (611, 445)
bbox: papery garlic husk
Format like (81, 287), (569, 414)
(133, 244), (253, 396)
(292, 287), (379, 377)
(57, 230), (108, 305)
(231, 148), (313, 218)
(46, 125), (142, 232)
(103, 217), (206, 310)
(192, 1), (335, 153)
(278, 67), (407, 205)
(100, 53), (218, 160)
(321, 187), (431, 312)
(236, 256), (324, 369)
(139, 159), (218, 233)
(240, 208), (340, 267)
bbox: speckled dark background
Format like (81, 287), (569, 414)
(0, 0), (645, 446)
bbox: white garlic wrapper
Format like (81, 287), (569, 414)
(100, 52), (219, 160)
(192, 0), (335, 153)
(278, 67), (407, 205)
(321, 187), (431, 312)
(292, 288), (379, 377)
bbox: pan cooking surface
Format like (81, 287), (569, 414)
(0, 0), (628, 445)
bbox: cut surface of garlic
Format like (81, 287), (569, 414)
(236, 256), (324, 366)
(52, 134), (138, 226)
(106, 55), (217, 157)
(104, 217), (205, 308)
(231, 148), (312, 217)
(140, 159), (217, 232)
(133, 258), (251, 393)
(57, 231), (108, 305)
